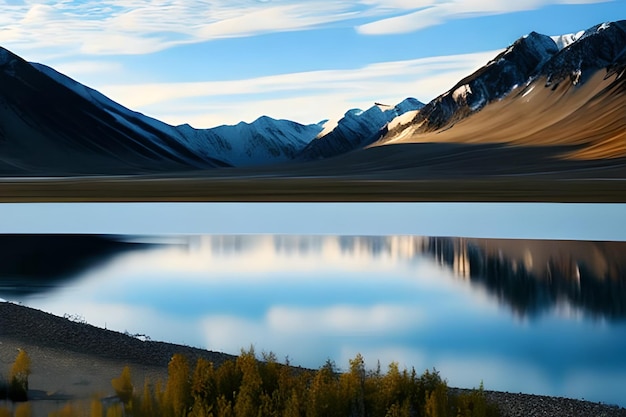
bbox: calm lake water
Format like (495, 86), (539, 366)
(1, 226), (626, 406)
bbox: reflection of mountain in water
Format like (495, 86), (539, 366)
(2, 234), (625, 320)
(0, 235), (151, 297)
(184, 235), (427, 259)
(424, 237), (626, 320)
(184, 235), (626, 320)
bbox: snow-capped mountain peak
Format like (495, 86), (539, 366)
(174, 115), (323, 167)
(297, 97), (424, 160)
(551, 31), (585, 50)
(384, 20), (626, 137)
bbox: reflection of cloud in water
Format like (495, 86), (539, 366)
(437, 356), (553, 395)
(266, 305), (424, 333)
(199, 304), (426, 368)
(440, 354), (626, 405)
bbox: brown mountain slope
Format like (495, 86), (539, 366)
(379, 69), (626, 160)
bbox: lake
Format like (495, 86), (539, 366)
(1, 203), (626, 408)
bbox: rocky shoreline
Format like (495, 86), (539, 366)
(450, 389), (626, 417)
(0, 301), (235, 369)
(1, 301), (625, 416)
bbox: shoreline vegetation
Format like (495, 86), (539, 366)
(1, 302), (626, 417)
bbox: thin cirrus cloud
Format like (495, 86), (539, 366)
(0, 0), (608, 56)
(0, 1), (364, 56)
(356, 0), (614, 35)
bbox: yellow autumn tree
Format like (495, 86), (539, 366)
(9, 349), (31, 401)
(165, 353), (192, 417)
(90, 397), (104, 417)
(14, 402), (32, 417)
(106, 403), (124, 417)
(111, 366), (134, 410)
(234, 347), (262, 417)
(190, 358), (216, 417)
(139, 377), (155, 417)
(425, 382), (448, 417)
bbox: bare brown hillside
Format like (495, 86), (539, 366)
(379, 70), (626, 160)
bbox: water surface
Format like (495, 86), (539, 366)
(2, 234), (625, 406)
(1, 203), (626, 239)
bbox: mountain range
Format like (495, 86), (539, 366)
(0, 20), (625, 176)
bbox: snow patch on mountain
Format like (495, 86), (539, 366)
(542, 20), (626, 87)
(387, 110), (419, 132)
(552, 31), (585, 50)
(452, 84), (472, 101)
(317, 118), (339, 138)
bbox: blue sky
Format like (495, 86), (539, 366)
(0, 1), (623, 128)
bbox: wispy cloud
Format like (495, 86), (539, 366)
(357, 0), (614, 35)
(52, 60), (124, 77)
(0, 0), (610, 56)
(0, 1), (358, 56)
(98, 50), (498, 127)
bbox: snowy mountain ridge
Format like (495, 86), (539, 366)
(382, 20), (626, 140)
(31, 59), (424, 165)
(298, 98), (424, 160)
(176, 116), (323, 166)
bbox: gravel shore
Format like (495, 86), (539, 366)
(1, 301), (625, 416)
(0, 301), (234, 369)
(450, 389), (626, 417)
